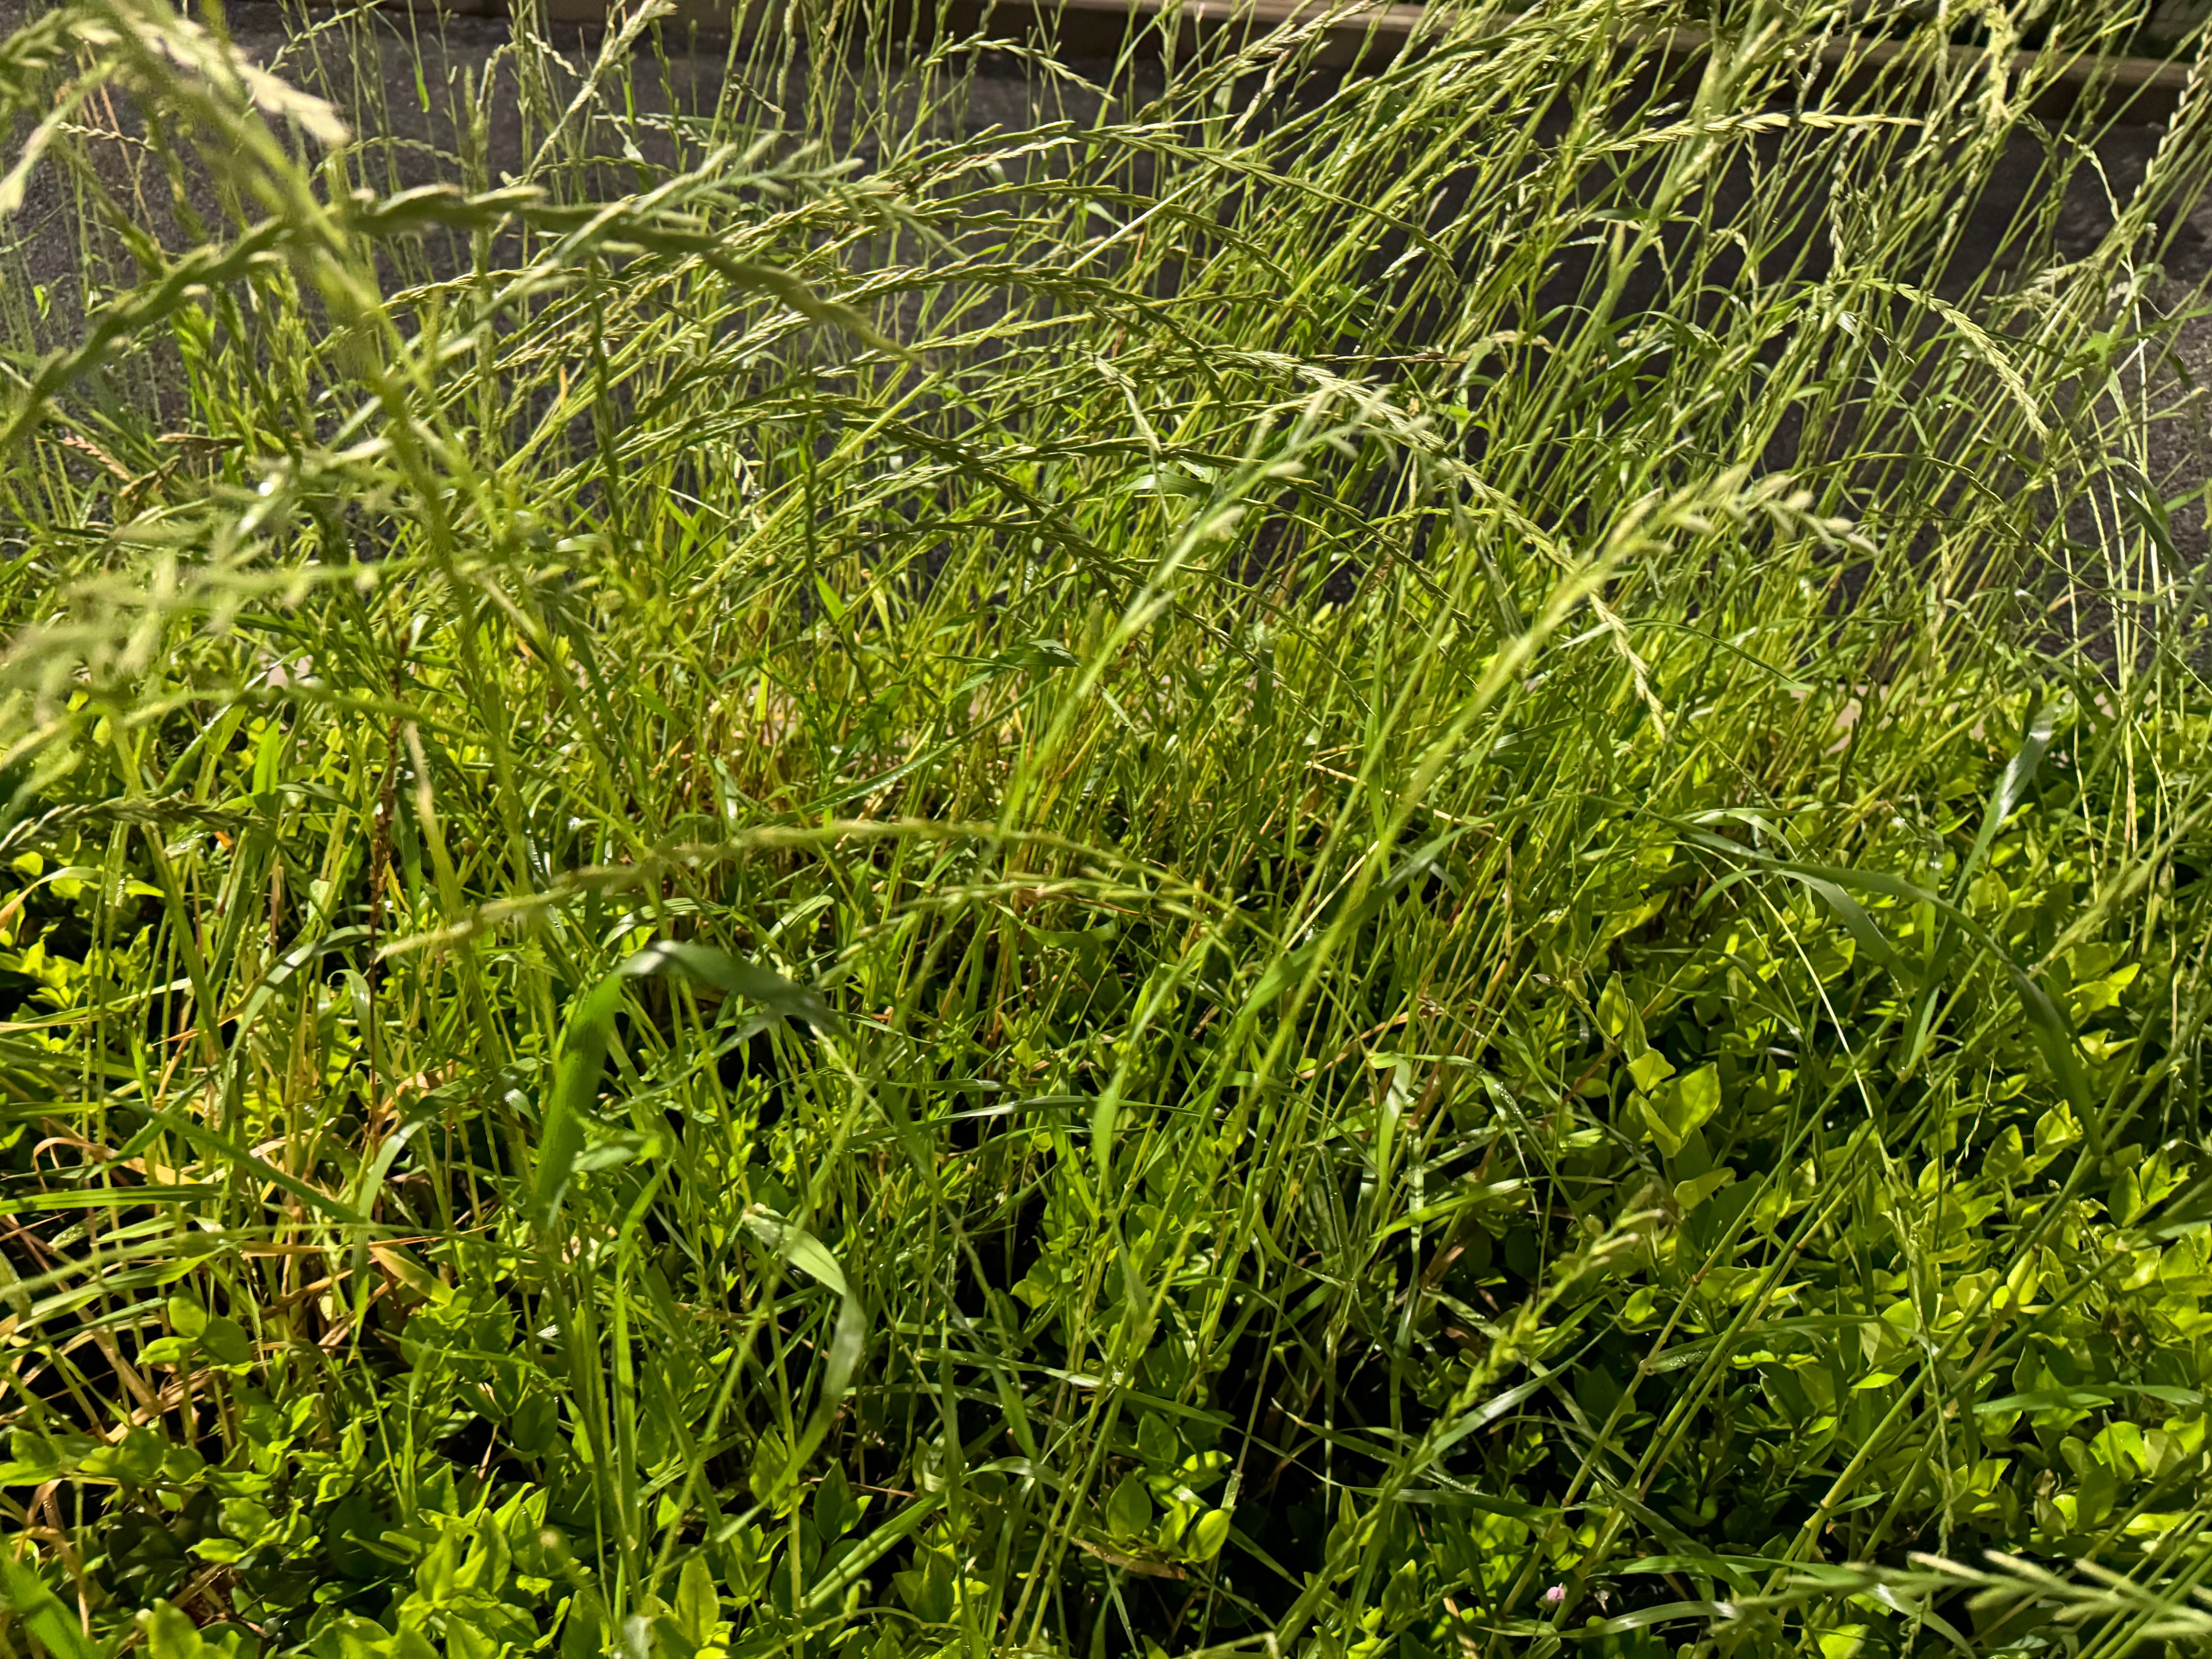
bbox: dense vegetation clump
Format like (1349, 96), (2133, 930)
(4, 0), (2212, 1653)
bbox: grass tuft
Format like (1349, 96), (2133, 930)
(4, 0), (2212, 1654)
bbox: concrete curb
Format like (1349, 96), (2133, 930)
(428, 0), (2205, 119)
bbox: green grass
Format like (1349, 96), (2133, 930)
(4, 0), (2212, 1653)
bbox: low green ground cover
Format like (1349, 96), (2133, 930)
(3, 0), (2212, 1653)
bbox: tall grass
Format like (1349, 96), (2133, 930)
(3, 0), (2212, 1654)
